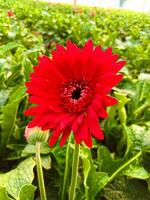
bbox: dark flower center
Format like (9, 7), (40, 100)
(60, 79), (92, 113)
(72, 87), (81, 100)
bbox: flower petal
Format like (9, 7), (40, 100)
(102, 95), (118, 106)
(88, 107), (104, 140)
(60, 127), (71, 147)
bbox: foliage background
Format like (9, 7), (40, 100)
(0, 0), (150, 199)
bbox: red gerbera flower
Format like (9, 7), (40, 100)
(7, 11), (14, 17)
(25, 40), (125, 148)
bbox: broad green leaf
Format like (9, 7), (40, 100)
(0, 157), (35, 199)
(98, 145), (149, 182)
(0, 86), (26, 155)
(123, 164), (150, 179)
(0, 89), (9, 106)
(5, 72), (24, 87)
(0, 100), (21, 155)
(127, 80), (150, 123)
(102, 177), (150, 200)
(124, 124), (150, 156)
(0, 187), (13, 200)
(5, 144), (25, 161)
(98, 146), (125, 176)
(87, 165), (109, 200)
(19, 184), (36, 200)
(8, 86), (26, 103)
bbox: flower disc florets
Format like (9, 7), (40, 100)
(25, 40), (126, 148)
(60, 79), (92, 113)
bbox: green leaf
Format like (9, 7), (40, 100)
(82, 158), (91, 192)
(0, 100), (21, 155)
(115, 92), (130, 124)
(102, 177), (150, 200)
(124, 124), (150, 156)
(98, 146), (125, 176)
(5, 72), (24, 87)
(123, 164), (150, 179)
(8, 86), (26, 103)
(0, 187), (13, 200)
(127, 80), (150, 123)
(0, 86), (26, 155)
(22, 58), (33, 81)
(0, 157), (35, 199)
(0, 89), (9, 106)
(41, 155), (51, 170)
(23, 44), (44, 56)
(87, 165), (109, 200)
(0, 73), (6, 89)
(0, 42), (23, 54)
(97, 146), (149, 182)
(19, 184), (36, 200)
(21, 143), (51, 157)
(80, 147), (92, 200)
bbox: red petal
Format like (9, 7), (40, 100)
(102, 96), (118, 106)
(55, 113), (75, 128)
(40, 122), (55, 130)
(66, 40), (78, 51)
(105, 47), (113, 56)
(56, 44), (66, 52)
(60, 127), (71, 147)
(98, 107), (108, 118)
(83, 39), (93, 51)
(76, 117), (89, 142)
(36, 56), (65, 84)
(27, 116), (42, 128)
(26, 84), (58, 100)
(49, 127), (61, 147)
(76, 116), (93, 148)
(98, 73), (124, 88)
(91, 95), (108, 118)
(93, 46), (103, 58)
(24, 106), (49, 116)
(74, 131), (82, 144)
(88, 107), (104, 140)
(84, 132), (93, 148)
(113, 61), (126, 73)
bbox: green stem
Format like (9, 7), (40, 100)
(69, 143), (80, 200)
(61, 136), (71, 200)
(36, 142), (47, 200)
(108, 151), (142, 183)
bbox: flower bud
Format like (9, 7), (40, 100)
(7, 11), (14, 17)
(25, 126), (49, 145)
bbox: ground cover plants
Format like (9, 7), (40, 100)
(0, 0), (150, 199)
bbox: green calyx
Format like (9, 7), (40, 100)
(25, 127), (49, 145)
